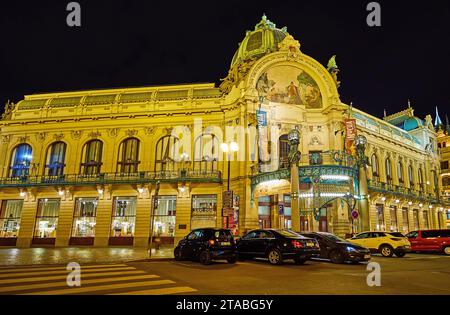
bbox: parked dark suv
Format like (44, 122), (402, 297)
(236, 229), (320, 265)
(174, 228), (237, 265)
(299, 231), (371, 264)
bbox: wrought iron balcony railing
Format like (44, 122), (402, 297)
(367, 180), (438, 203)
(0, 170), (222, 188)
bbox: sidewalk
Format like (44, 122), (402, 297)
(0, 246), (174, 266)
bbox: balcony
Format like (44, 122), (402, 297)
(0, 170), (222, 188)
(252, 150), (358, 187)
(367, 180), (438, 203)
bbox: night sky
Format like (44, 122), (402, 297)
(0, 0), (449, 120)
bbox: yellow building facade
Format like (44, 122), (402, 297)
(0, 16), (447, 248)
(437, 125), (450, 228)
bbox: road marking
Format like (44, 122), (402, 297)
(0, 274), (160, 293)
(113, 286), (198, 295)
(0, 264), (128, 274)
(0, 266), (136, 278)
(22, 279), (175, 295)
(0, 270), (146, 285)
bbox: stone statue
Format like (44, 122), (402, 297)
(355, 135), (370, 167)
(287, 128), (301, 166)
(1, 100), (15, 120)
(327, 55), (341, 88)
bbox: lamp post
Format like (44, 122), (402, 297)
(220, 141), (239, 228)
(148, 180), (160, 259)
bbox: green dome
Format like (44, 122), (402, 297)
(231, 15), (289, 67)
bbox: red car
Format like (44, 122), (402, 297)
(406, 230), (450, 255)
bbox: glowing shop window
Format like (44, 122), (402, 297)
(111, 197), (136, 237)
(34, 199), (60, 238)
(0, 200), (23, 238)
(153, 196), (177, 237)
(72, 198), (98, 237)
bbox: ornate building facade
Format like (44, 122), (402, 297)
(0, 16), (447, 248)
(437, 121), (450, 228)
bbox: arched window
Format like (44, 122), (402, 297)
(408, 165), (414, 187)
(371, 154), (379, 178)
(397, 161), (404, 185)
(279, 134), (290, 169)
(194, 134), (218, 172)
(45, 142), (67, 176)
(80, 140), (103, 175)
(155, 135), (179, 172)
(385, 158), (393, 184)
(418, 167), (424, 190)
(10, 144), (32, 177)
(117, 138), (140, 174)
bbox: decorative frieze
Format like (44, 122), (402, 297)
(107, 128), (119, 138)
(71, 130), (82, 140)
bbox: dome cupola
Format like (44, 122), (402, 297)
(230, 14), (289, 67)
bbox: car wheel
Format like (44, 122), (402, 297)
(444, 246), (450, 256)
(174, 247), (183, 261)
(294, 257), (306, 265)
(227, 256), (237, 264)
(380, 245), (394, 257)
(267, 249), (283, 265)
(394, 251), (406, 257)
(329, 250), (345, 264)
(199, 251), (212, 265)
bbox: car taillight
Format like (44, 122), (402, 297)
(292, 240), (303, 248)
(208, 239), (215, 246)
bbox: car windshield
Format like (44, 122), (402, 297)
(274, 230), (304, 238)
(320, 233), (347, 242)
(387, 232), (405, 238)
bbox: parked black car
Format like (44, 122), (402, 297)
(236, 229), (320, 265)
(174, 228), (237, 265)
(299, 231), (371, 264)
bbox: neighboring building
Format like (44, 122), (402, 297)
(437, 119), (450, 228)
(0, 15), (446, 248)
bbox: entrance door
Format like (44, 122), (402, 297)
(318, 208), (328, 232)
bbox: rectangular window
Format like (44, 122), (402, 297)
(0, 200), (23, 238)
(152, 196), (176, 237)
(72, 198), (97, 237)
(375, 204), (385, 231)
(34, 199), (60, 238)
(422, 210), (429, 229)
(401, 207), (409, 234)
(413, 209), (419, 230)
(389, 205), (398, 232)
(111, 197), (136, 237)
(191, 195), (217, 230)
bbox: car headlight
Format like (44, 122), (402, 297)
(345, 246), (359, 252)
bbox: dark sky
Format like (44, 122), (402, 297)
(0, 0), (449, 120)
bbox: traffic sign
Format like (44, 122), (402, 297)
(351, 210), (359, 219)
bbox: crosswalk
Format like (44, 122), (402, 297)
(0, 263), (197, 295)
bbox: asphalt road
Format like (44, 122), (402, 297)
(0, 253), (449, 295)
(130, 253), (450, 295)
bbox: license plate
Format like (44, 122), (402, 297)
(306, 242), (315, 247)
(364, 254), (371, 259)
(220, 242), (231, 246)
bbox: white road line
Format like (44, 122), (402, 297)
(22, 279), (175, 295)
